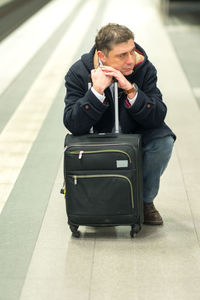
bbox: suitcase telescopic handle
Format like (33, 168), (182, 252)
(88, 74), (119, 134)
(113, 78), (119, 134)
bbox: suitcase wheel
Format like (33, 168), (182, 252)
(130, 224), (141, 238)
(69, 225), (80, 238)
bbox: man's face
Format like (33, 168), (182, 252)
(98, 39), (136, 76)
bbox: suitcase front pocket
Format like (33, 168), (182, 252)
(70, 150), (131, 163)
(66, 174), (134, 216)
(65, 147), (134, 171)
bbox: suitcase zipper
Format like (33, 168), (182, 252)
(72, 174), (134, 208)
(66, 142), (133, 150)
(69, 149), (131, 163)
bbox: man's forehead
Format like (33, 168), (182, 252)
(110, 39), (135, 54)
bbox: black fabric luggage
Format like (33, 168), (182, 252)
(62, 80), (143, 238)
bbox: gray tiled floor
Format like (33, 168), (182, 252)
(166, 1), (200, 106)
(0, 0), (200, 300)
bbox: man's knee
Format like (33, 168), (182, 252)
(143, 136), (174, 157)
(142, 136), (174, 172)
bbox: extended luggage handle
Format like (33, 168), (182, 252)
(88, 75), (119, 134)
(113, 77), (119, 133)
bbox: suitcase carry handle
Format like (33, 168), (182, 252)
(85, 133), (118, 138)
(88, 75), (119, 134)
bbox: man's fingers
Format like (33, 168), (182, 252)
(104, 72), (116, 78)
(100, 66), (120, 76)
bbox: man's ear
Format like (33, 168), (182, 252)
(97, 50), (107, 64)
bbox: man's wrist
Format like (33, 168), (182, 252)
(91, 87), (105, 103)
(125, 83), (138, 98)
(92, 85), (104, 95)
(127, 91), (136, 99)
(127, 91), (138, 105)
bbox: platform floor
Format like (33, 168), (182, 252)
(0, 0), (200, 299)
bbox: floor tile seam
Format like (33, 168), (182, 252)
(166, 25), (200, 108)
(88, 237), (97, 300)
(191, 89), (200, 108)
(172, 51), (200, 109)
(0, 0), (87, 134)
(174, 145), (200, 248)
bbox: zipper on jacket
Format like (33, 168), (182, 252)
(69, 149), (132, 163)
(71, 174), (134, 208)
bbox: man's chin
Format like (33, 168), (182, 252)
(122, 69), (133, 76)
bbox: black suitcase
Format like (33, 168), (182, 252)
(62, 80), (143, 238)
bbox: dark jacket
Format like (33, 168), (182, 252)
(63, 43), (176, 145)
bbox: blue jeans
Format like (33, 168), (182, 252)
(142, 136), (174, 204)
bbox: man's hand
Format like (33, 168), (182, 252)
(100, 66), (133, 91)
(91, 66), (136, 99)
(91, 67), (112, 95)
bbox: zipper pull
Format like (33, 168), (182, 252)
(74, 176), (77, 185)
(60, 181), (65, 194)
(79, 150), (84, 159)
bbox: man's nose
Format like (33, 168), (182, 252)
(126, 53), (134, 64)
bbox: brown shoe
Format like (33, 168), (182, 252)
(143, 203), (163, 225)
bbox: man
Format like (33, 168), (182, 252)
(63, 23), (176, 225)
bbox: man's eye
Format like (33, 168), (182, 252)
(119, 53), (126, 58)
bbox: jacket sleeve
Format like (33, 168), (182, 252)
(127, 63), (167, 129)
(63, 67), (108, 135)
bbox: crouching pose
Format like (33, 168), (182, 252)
(63, 23), (176, 225)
